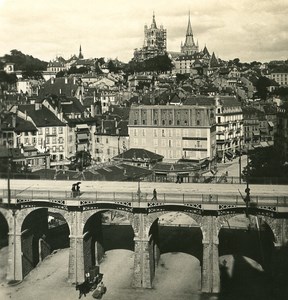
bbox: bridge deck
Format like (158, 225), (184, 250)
(1, 179), (288, 210)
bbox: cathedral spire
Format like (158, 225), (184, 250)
(186, 11), (193, 36)
(151, 11), (157, 29)
(78, 45), (83, 59)
(181, 11), (198, 55)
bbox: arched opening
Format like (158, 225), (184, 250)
(83, 210), (134, 289)
(218, 214), (275, 298)
(152, 212), (202, 293)
(0, 212), (9, 283)
(21, 208), (48, 277)
(0, 212), (8, 248)
(46, 210), (70, 250)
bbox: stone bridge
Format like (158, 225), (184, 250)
(0, 180), (288, 293)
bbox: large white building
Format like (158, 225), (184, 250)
(128, 104), (216, 163)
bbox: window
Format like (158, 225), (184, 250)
(134, 120), (137, 125)
(106, 138), (108, 144)
(38, 128), (43, 135)
(52, 128), (56, 135)
(162, 129), (165, 137)
(45, 128), (49, 134)
(153, 129), (157, 137)
(59, 127), (63, 134)
(52, 137), (57, 144)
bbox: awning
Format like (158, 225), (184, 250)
(225, 150), (233, 158)
(77, 133), (89, 140)
(76, 124), (89, 129)
(268, 121), (274, 127)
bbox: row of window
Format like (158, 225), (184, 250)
(38, 127), (64, 135)
(131, 128), (204, 137)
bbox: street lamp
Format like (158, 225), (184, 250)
(239, 137), (242, 184)
(7, 146), (11, 208)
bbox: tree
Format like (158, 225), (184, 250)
(72, 150), (92, 171)
(255, 76), (271, 100)
(243, 146), (288, 182)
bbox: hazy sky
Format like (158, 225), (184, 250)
(0, 0), (287, 63)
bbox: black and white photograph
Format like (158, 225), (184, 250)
(0, 0), (288, 299)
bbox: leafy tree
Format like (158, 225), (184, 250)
(255, 76), (271, 100)
(107, 60), (118, 73)
(56, 70), (67, 78)
(3, 49), (47, 71)
(176, 73), (189, 84)
(67, 66), (90, 75)
(22, 70), (43, 80)
(125, 54), (173, 74)
(72, 150), (92, 171)
(243, 146), (288, 182)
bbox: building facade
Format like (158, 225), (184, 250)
(128, 105), (216, 163)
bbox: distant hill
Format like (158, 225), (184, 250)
(0, 49), (48, 71)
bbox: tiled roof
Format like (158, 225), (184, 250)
(184, 96), (215, 106)
(152, 162), (197, 172)
(18, 104), (65, 127)
(109, 106), (130, 120)
(38, 77), (80, 98)
(15, 116), (37, 132)
(113, 148), (164, 162)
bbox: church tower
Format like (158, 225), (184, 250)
(78, 45), (84, 59)
(134, 12), (167, 61)
(181, 12), (199, 55)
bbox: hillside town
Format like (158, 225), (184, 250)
(0, 13), (288, 183)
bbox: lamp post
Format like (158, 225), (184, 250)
(7, 146), (11, 208)
(239, 137), (242, 184)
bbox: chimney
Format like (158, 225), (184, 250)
(12, 113), (16, 128)
(90, 104), (95, 117)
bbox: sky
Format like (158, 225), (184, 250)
(0, 0), (287, 63)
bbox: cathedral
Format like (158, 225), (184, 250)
(133, 12), (167, 61)
(180, 13), (199, 55)
(173, 13), (214, 74)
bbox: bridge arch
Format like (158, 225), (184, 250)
(0, 208), (9, 247)
(82, 209), (135, 274)
(217, 214), (275, 272)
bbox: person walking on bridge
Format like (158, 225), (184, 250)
(152, 188), (157, 201)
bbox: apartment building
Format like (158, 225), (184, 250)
(128, 104), (216, 163)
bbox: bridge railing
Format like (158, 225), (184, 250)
(1, 189), (288, 208)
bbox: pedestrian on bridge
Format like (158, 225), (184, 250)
(152, 188), (157, 201)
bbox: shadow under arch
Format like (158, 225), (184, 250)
(148, 212), (202, 291)
(46, 208), (71, 250)
(0, 210), (9, 248)
(218, 214), (275, 272)
(21, 208), (49, 277)
(150, 211), (203, 262)
(82, 209), (135, 274)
